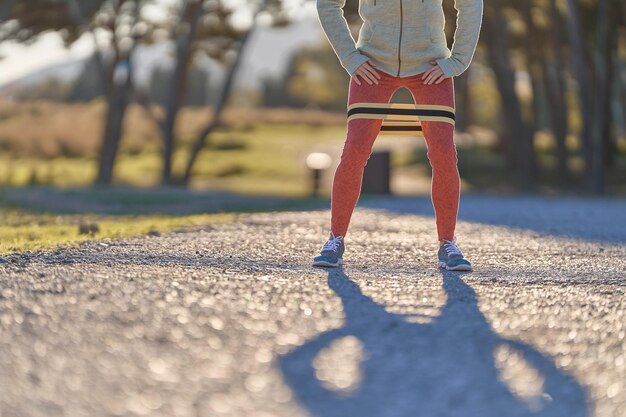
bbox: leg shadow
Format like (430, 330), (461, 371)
(277, 269), (589, 417)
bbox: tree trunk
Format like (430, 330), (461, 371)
(161, 0), (203, 185)
(521, 0), (541, 184)
(68, 0), (130, 186)
(181, 17), (258, 185)
(95, 0), (142, 186)
(543, 0), (571, 185)
(95, 37), (122, 185)
(615, 57), (626, 142)
(483, 1), (533, 188)
(564, 0), (595, 190)
(96, 53), (136, 185)
(590, 0), (610, 194)
(602, 0), (619, 168)
(96, 83), (131, 184)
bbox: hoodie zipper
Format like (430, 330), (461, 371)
(397, 0), (403, 76)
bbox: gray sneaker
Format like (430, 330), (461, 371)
(312, 232), (345, 267)
(438, 239), (472, 271)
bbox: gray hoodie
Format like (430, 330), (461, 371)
(316, 0), (483, 78)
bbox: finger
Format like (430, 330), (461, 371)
(435, 74), (446, 84)
(362, 71), (373, 85)
(368, 65), (381, 79)
(427, 71), (443, 85)
(427, 73), (440, 85)
(422, 68), (434, 79)
(353, 74), (361, 86)
(368, 66), (381, 79)
(364, 69), (378, 85)
(426, 70), (438, 84)
(363, 64), (381, 80)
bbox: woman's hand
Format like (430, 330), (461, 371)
(352, 59), (381, 86)
(422, 60), (451, 85)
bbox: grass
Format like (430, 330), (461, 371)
(0, 122), (349, 196)
(0, 184), (329, 255)
(0, 208), (234, 254)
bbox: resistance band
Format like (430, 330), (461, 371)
(347, 102), (455, 136)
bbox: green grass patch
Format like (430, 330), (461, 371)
(0, 208), (234, 254)
(0, 123), (349, 197)
(0, 184), (330, 255)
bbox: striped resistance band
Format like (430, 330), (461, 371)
(347, 102), (455, 136)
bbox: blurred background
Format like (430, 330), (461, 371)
(0, 0), (625, 251)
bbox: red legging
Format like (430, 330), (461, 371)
(330, 69), (459, 243)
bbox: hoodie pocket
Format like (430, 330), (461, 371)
(359, 22), (397, 61)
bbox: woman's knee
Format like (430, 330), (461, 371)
(339, 141), (374, 166)
(426, 140), (458, 169)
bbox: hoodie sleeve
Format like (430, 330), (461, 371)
(435, 0), (484, 78)
(316, 0), (370, 76)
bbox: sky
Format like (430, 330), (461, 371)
(0, 35), (95, 85)
(0, 0), (320, 87)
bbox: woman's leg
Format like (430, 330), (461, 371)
(405, 74), (459, 243)
(330, 72), (399, 237)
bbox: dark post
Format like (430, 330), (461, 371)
(361, 151), (391, 194)
(311, 168), (322, 197)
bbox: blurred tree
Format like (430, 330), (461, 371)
(0, 0), (158, 185)
(66, 0), (157, 186)
(482, 1), (534, 188)
(148, 63), (210, 107)
(564, 0), (595, 189)
(156, 0), (212, 185)
(68, 53), (106, 102)
(543, 0), (571, 185)
(284, 44), (350, 111)
(591, 0), (619, 194)
(260, 76), (293, 107)
(134, 0), (294, 185)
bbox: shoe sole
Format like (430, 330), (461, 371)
(438, 260), (472, 271)
(312, 258), (343, 268)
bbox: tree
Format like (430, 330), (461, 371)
(136, 0), (294, 185)
(66, 0), (157, 185)
(0, 0), (158, 185)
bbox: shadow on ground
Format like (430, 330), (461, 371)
(278, 270), (589, 417)
(360, 194), (626, 244)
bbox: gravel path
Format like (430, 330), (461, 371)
(0, 195), (624, 417)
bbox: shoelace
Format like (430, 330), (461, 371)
(322, 234), (343, 252)
(442, 239), (463, 257)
